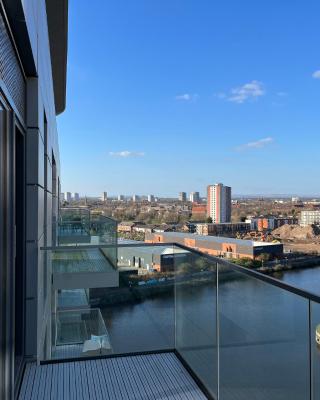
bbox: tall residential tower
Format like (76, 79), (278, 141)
(207, 183), (232, 223)
(179, 192), (187, 202)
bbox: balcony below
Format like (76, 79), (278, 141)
(19, 352), (208, 400)
(52, 247), (119, 290)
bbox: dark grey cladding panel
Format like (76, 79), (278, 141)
(0, 12), (25, 120)
(253, 244), (284, 256)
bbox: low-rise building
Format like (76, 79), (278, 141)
(247, 216), (298, 231)
(300, 210), (320, 227)
(118, 221), (136, 233)
(145, 232), (284, 260)
(118, 246), (189, 272)
(195, 222), (251, 237)
(192, 203), (207, 219)
(132, 224), (155, 234)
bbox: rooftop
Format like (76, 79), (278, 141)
(156, 231), (279, 247)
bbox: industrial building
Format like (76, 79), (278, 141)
(118, 246), (189, 272)
(146, 232), (284, 260)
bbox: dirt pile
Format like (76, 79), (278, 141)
(272, 224), (319, 240)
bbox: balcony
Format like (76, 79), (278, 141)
(57, 207), (117, 249)
(19, 243), (320, 399)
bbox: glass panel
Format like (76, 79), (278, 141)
(58, 207), (91, 245)
(175, 250), (218, 398)
(311, 301), (320, 400)
(90, 214), (117, 264)
(57, 208), (118, 250)
(41, 244), (175, 361)
(219, 265), (310, 400)
(106, 245), (175, 354)
(52, 308), (111, 359)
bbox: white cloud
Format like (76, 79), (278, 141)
(236, 137), (274, 151)
(312, 70), (320, 79)
(175, 93), (198, 101)
(109, 151), (145, 158)
(225, 80), (265, 104)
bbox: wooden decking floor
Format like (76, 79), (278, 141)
(19, 352), (208, 400)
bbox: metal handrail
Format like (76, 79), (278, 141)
(40, 241), (320, 303)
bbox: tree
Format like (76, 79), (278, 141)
(206, 217), (213, 223)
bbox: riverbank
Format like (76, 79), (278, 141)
(89, 271), (215, 306)
(258, 256), (320, 274)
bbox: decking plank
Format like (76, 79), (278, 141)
(19, 353), (208, 400)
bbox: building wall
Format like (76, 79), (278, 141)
(23, 0), (61, 362)
(196, 223), (251, 236)
(0, 6), (62, 398)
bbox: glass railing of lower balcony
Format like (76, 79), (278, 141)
(57, 208), (117, 248)
(58, 207), (91, 245)
(40, 242), (320, 400)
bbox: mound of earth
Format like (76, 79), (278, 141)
(272, 224), (319, 240)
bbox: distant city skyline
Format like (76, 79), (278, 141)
(59, 1), (320, 196)
(61, 191), (320, 200)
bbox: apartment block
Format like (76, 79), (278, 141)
(207, 183), (232, 223)
(179, 191), (187, 202)
(196, 222), (251, 237)
(300, 210), (320, 227)
(190, 191), (200, 203)
(64, 191), (72, 202)
(72, 192), (80, 201)
(248, 216), (298, 231)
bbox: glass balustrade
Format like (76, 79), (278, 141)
(39, 242), (320, 400)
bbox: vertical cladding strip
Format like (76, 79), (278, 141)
(0, 11), (26, 122)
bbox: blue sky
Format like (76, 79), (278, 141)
(58, 0), (320, 197)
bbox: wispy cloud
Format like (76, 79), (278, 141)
(229, 81), (265, 103)
(109, 151), (145, 158)
(312, 70), (320, 79)
(175, 93), (198, 102)
(235, 137), (274, 151)
(218, 81), (265, 104)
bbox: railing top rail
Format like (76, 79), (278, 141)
(41, 242), (320, 303)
